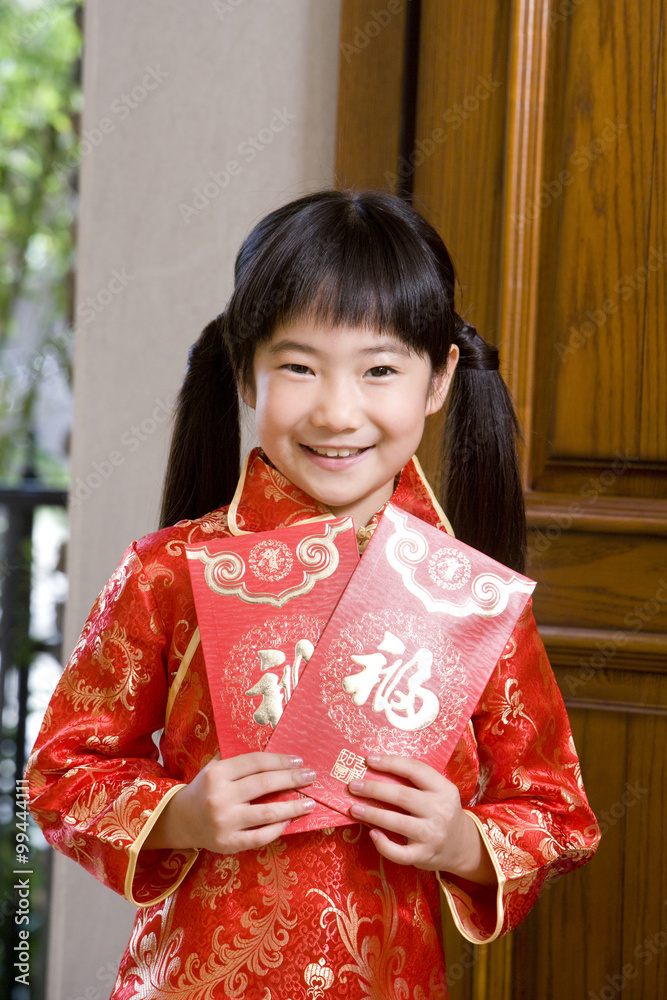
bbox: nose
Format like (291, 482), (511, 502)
(309, 378), (363, 432)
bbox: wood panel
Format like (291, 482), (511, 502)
(335, 0), (407, 191)
(411, 0), (511, 488)
(641, 2), (667, 461)
(532, 0), (667, 489)
(498, 0), (551, 489)
(528, 531), (667, 631)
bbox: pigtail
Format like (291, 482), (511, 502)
(442, 321), (526, 573)
(159, 315), (240, 528)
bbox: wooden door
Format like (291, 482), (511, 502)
(336, 2), (667, 997)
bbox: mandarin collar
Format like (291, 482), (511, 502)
(226, 448), (454, 537)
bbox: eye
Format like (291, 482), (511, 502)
(282, 363), (313, 375)
(366, 365), (398, 378)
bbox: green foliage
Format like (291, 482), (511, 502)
(0, 0), (81, 483)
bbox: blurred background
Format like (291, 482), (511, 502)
(0, 2), (665, 999)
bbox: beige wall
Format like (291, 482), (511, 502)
(50, 2), (341, 996)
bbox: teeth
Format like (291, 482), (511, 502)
(309, 446), (362, 458)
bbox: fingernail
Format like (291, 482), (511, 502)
(349, 779), (364, 793)
(289, 756), (304, 767)
(366, 753), (381, 766)
(301, 798), (316, 812)
(350, 802), (366, 817)
(301, 768), (317, 783)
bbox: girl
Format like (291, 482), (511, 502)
(27, 189), (599, 999)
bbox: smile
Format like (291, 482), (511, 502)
(304, 445), (369, 458)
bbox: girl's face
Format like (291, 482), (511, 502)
(243, 318), (457, 529)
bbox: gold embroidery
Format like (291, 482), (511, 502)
(64, 784), (109, 828)
(304, 957), (335, 998)
(84, 733), (120, 753)
(62, 621), (148, 713)
(96, 780), (158, 844)
(212, 839), (297, 995)
(164, 509), (230, 556)
(190, 856), (241, 908)
(308, 859), (410, 999)
(488, 678), (540, 737)
(63, 779), (157, 848)
(125, 839), (297, 999)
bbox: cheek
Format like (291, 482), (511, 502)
(387, 391), (432, 433)
(254, 383), (299, 436)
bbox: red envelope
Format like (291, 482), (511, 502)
(266, 503), (536, 820)
(186, 517), (359, 832)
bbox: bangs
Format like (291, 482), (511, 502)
(225, 190), (457, 382)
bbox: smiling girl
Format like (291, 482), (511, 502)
(27, 190), (598, 998)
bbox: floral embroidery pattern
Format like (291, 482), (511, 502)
(62, 621), (148, 713)
(189, 856), (241, 909)
(124, 840), (297, 999)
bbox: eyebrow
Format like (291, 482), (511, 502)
(267, 339), (413, 358)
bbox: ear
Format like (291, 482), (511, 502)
(425, 344), (459, 416)
(239, 379), (256, 409)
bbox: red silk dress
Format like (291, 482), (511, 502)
(26, 450), (600, 999)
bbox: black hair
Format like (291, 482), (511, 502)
(159, 189), (526, 572)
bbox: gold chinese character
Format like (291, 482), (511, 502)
(245, 639), (314, 727)
(342, 631), (439, 731)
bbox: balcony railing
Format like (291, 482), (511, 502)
(0, 472), (67, 1000)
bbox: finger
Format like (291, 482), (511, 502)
(367, 827), (423, 867)
(242, 795), (317, 831)
(365, 754), (448, 792)
(348, 799), (422, 839)
(348, 776), (426, 816)
(235, 767), (317, 802)
(228, 820), (293, 854)
(214, 752), (306, 782)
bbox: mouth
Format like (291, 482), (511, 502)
(303, 445), (371, 458)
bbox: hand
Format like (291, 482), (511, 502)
(143, 752), (317, 855)
(348, 754), (496, 885)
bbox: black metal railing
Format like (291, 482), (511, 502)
(0, 471), (67, 1000)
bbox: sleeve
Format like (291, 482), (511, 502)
(438, 600), (600, 943)
(25, 542), (200, 906)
